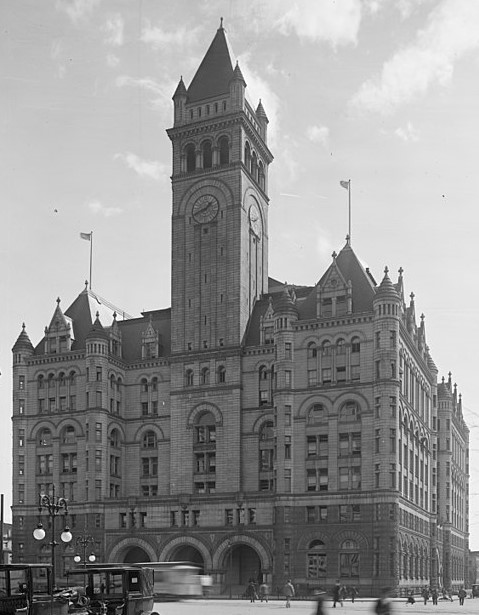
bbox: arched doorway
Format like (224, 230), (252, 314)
(224, 544), (262, 596)
(123, 546), (150, 563)
(170, 545), (205, 573)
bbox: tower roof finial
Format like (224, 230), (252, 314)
(220, 17), (224, 29)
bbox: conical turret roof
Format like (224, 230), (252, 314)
(375, 267), (400, 300)
(187, 23), (234, 103)
(12, 323), (34, 353)
(86, 312), (109, 341)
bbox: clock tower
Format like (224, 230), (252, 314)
(167, 21), (273, 355)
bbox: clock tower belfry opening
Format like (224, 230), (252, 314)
(167, 21), (273, 355)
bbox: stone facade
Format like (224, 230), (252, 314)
(11, 24), (469, 597)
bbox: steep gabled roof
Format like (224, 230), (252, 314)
(187, 25), (234, 103)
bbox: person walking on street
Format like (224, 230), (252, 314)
(349, 586), (358, 603)
(283, 579), (295, 608)
(421, 587), (430, 605)
(333, 581), (342, 607)
(246, 580), (256, 603)
(431, 588), (438, 605)
(458, 587), (467, 605)
(259, 582), (269, 603)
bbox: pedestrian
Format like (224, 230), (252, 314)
(333, 580), (341, 608)
(458, 587), (467, 605)
(259, 582), (269, 603)
(349, 586), (358, 603)
(375, 587), (393, 615)
(431, 588), (438, 605)
(421, 587), (430, 605)
(283, 579), (295, 608)
(313, 590), (326, 615)
(406, 591), (415, 605)
(246, 580), (256, 603)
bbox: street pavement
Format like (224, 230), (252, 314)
(153, 597), (479, 615)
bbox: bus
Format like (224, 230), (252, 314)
(136, 562), (203, 600)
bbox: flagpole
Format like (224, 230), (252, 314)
(89, 231), (93, 291)
(348, 180), (351, 241)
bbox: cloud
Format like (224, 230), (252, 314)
(87, 199), (122, 217)
(236, 52), (281, 144)
(106, 53), (120, 68)
(350, 0), (479, 114)
(114, 152), (168, 181)
(103, 14), (124, 47)
(274, 0), (362, 47)
(141, 22), (201, 50)
(307, 125), (330, 147)
(55, 0), (101, 24)
(115, 74), (174, 111)
(395, 121), (419, 142)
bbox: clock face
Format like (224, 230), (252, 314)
(192, 195), (219, 223)
(249, 202), (262, 238)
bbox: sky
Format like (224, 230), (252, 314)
(1, 0), (479, 546)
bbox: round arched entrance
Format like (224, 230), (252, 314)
(169, 545), (205, 573)
(224, 544), (262, 595)
(122, 546), (150, 563)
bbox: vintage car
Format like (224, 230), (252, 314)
(0, 563), (68, 615)
(65, 565), (159, 615)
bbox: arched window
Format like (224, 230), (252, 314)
(202, 140), (212, 169)
(219, 136), (229, 165)
(339, 539), (359, 578)
(259, 421), (274, 491)
(195, 412), (216, 443)
(141, 378), (148, 392)
(48, 373), (55, 389)
(110, 374), (115, 389)
(185, 369), (194, 387)
(251, 152), (258, 181)
(336, 339), (346, 354)
(217, 366), (226, 384)
(110, 429), (121, 448)
(258, 161), (265, 190)
(38, 428), (52, 447)
(351, 337), (360, 353)
(58, 372), (66, 386)
(340, 401), (361, 422)
(151, 377), (158, 392)
(142, 430), (157, 449)
(307, 342), (318, 359)
(38, 375), (44, 389)
(322, 341), (331, 356)
(307, 540), (327, 578)
(259, 366), (270, 406)
(186, 144), (196, 172)
(62, 426), (75, 444)
(200, 367), (210, 385)
(260, 422), (274, 441)
(69, 371), (76, 384)
(308, 403), (326, 424)
(244, 142), (251, 172)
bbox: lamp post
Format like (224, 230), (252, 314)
(33, 486), (72, 589)
(73, 533), (96, 568)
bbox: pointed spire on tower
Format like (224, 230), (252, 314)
(186, 23), (234, 103)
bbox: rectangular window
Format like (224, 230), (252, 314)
(170, 511), (178, 527)
(307, 469), (317, 491)
(285, 371), (292, 387)
(141, 402), (148, 416)
(19, 376), (25, 390)
(306, 506), (316, 523)
(96, 368), (102, 381)
(285, 342), (292, 359)
(248, 508), (256, 524)
(318, 468), (328, 491)
(322, 368), (331, 384)
(308, 370), (317, 386)
(319, 506), (328, 521)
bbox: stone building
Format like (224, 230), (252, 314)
(11, 23), (469, 596)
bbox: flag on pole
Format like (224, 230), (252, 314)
(340, 180), (350, 190)
(80, 232), (91, 241)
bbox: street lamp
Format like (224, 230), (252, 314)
(33, 486), (72, 589)
(73, 533), (96, 567)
